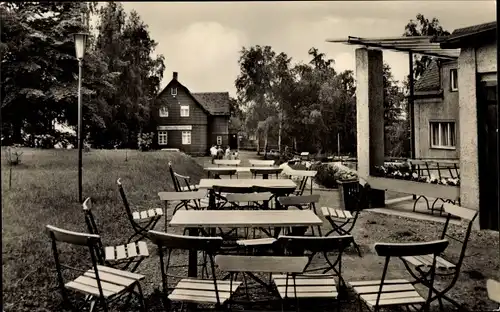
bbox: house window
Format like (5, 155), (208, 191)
(182, 131), (191, 145)
(430, 121), (456, 149)
(159, 106), (168, 117)
(158, 131), (168, 145)
(171, 87), (177, 96)
(450, 69), (458, 91)
(216, 136), (222, 145)
(180, 105), (189, 117)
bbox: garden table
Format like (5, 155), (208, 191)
(169, 210), (323, 280)
(198, 178), (298, 211)
(204, 166), (283, 179)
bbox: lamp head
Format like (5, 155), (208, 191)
(73, 32), (89, 60)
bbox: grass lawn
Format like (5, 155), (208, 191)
(2, 148), (499, 311)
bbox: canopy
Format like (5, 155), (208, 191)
(327, 36), (460, 59)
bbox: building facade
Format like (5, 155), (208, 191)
(152, 72), (230, 156)
(413, 60), (459, 159)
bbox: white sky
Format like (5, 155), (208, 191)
(110, 1), (496, 97)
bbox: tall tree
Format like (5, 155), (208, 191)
(235, 45), (276, 155)
(403, 13), (450, 79)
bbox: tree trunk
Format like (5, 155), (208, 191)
(278, 117), (282, 155)
(264, 130), (269, 158)
(256, 131), (261, 155)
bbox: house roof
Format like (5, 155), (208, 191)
(414, 60), (440, 92)
(438, 21), (496, 48)
(326, 36), (460, 59)
(158, 73), (230, 116)
(192, 92), (230, 116)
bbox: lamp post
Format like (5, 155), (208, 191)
(73, 32), (88, 203)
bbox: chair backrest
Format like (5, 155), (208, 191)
(277, 194), (320, 209)
(487, 279), (500, 304)
(213, 185), (255, 194)
(225, 192), (273, 203)
(278, 235), (353, 253)
(116, 178), (134, 220)
(148, 231), (223, 253)
(249, 159), (275, 166)
(374, 239), (449, 258)
(373, 239), (449, 309)
(252, 186), (297, 200)
(441, 203), (479, 269)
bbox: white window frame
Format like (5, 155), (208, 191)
(171, 87), (177, 96)
(450, 69), (458, 91)
(158, 131), (168, 145)
(430, 121), (456, 149)
(216, 136), (222, 145)
(180, 105), (189, 117)
(182, 131), (191, 145)
(159, 106), (168, 117)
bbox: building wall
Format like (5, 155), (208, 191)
(208, 116), (229, 147)
(414, 61), (460, 159)
(458, 39), (497, 220)
(153, 81), (209, 155)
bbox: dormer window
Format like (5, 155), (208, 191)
(450, 69), (458, 91)
(159, 106), (168, 117)
(171, 87), (177, 96)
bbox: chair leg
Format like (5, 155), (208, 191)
(135, 282), (147, 312)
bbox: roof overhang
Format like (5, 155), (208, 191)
(326, 36), (460, 59)
(437, 28), (496, 49)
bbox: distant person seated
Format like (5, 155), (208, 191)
(210, 145), (218, 164)
(233, 151), (239, 160)
(225, 146), (231, 159)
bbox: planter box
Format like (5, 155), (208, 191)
(366, 176), (460, 202)
(337, 179), (360, 211)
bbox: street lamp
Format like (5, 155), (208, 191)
(73, 32), (88, 203)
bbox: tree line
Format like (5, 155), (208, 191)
(233, 13), (449, 157)
(1, 2), (165, 148)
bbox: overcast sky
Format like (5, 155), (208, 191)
(117, 1), (496, 97)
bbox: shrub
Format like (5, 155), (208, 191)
(5, 145), (23, 166)
(137, 132), (155, 151)
(311, 163), (358, 189)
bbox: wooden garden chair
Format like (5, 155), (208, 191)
(286, 169), (316, 196)
(117, 178), (163, 243)
(348, 239), (449, 312)
(321, 180), (371, 257)
(250, 167), (283, 179)
(169, 161), (199, 192)
(401, 203), (479, 311)
(252, 185), (297, 210)
(46, 225), (146, 312)
(82, 198), (149, 273)
(148, 231), (242, 310)
(168, 161), (210, 210)
(487, 279), (500, 310)
(278, 194), (323, 237)
(272, 235), (354, 311)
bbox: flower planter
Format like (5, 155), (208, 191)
(366, 176), (460, 202)
(337, 179), (360, 211)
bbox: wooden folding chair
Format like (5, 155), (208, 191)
(273, 235), (354, 311)
(82, 198), (149, 273)
(117, 178), (163, 243)
(401, 203), (479, 311)
(169, 161), (199, 192)
(46, 225), (146, 312)
(148, 231), (242, 310)
(348, 239), (449, 312)
(322, 180), (370, 257)
(278, 194), (323, 237)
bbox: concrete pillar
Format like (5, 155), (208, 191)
(355, 48), (385, 207)
(458, 47), (480, 211)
